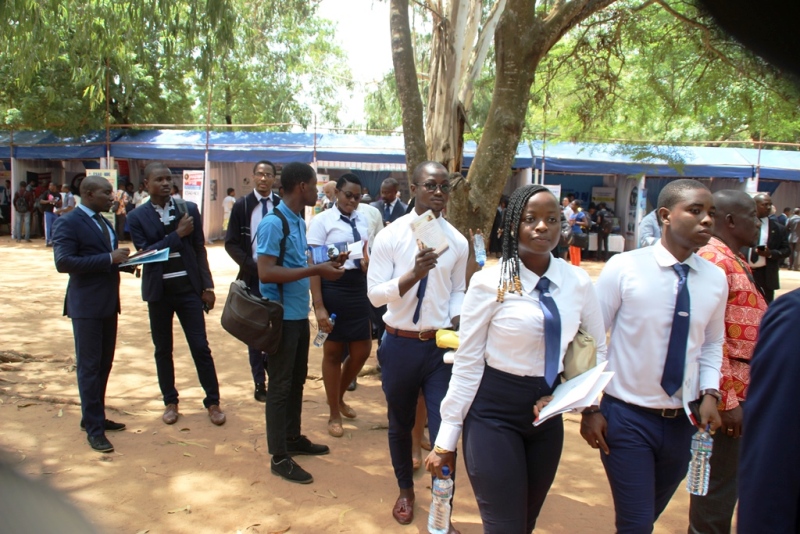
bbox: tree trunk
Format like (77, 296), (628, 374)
(390, 0), (427, 187)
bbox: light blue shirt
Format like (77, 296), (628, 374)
(639, 210), (661, 248)
(257, 202), (310, 320)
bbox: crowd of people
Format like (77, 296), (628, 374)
(49, 159), (799, 533)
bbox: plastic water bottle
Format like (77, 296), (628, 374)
(686, 426), (713, 496)
(428, 465), (454, 534)
(473, 231), (486, 267)
(313, 314), (336, 347)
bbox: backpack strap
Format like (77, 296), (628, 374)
(270, 208), (290, 303)
(173, 198), (188, 218)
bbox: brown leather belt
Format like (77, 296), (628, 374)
(385, 325), (437, 341)
(605, 395), (684, 419)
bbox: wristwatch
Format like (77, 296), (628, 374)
(700, 388), (722, 401)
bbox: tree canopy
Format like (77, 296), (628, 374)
(0, 0), (350, 133)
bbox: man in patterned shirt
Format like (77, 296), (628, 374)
(690, 189), (767, 534)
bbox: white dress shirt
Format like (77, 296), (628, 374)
(747, 217), (769, 268)
(357, 202), (384, 249)
(367, 211), (468, 331)
(595, 240), (727, 409)
(250, 190), (277, 262)
(307, 204), (370, 270)
(436, 258), (608, 451)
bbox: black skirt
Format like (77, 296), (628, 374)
(321, 269), (371, 342)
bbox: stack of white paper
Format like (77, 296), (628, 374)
(534, 362), (614, 426)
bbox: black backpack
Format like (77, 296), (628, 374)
(14, 194), (29, 213)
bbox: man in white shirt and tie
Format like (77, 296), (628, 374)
(581, 179), (726, 534)
(367, 161), (468, 527)
(224, 160), (281, 402)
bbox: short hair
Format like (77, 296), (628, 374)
(336, 173), (362, 190)
(227, 187), (235, 195)
(144, 162), (171, 181)
(381, 177), (399, 190)
(411, 161), (447, 183)
(19, 181), (26, 188)
(783, 207), (791, 213)
(253, 160), (276, 175)
(712, 189), (754, 217)
(598, 202), (607, 209)
(79, 176), (109, 196)
(657, 179), (709, 211)
(280, 162), (315, 193)
(498, 184), (559, 302)
(572, 199), (582, 209)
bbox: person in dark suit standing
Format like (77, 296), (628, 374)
(127, 162), (226, 427)
(738, 288), (800, 532)
(52, 176), (130, 453)
(224, 160), (281, 403)
(747, 193), (790, 303)
(370, 178), (407, 225)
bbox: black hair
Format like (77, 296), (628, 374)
(572, 199), (582, 209)
(411, 161), (447, 183)
(253, 160), (277, 175)
(497, 184), (558, 302)
(144, 161), (170, 181)
(381, 177), (399, 189)
(280, 162), (316, 193)
(657, 179), (709, 212)
(226, 187), (235, 195)
(337, 173), (362, 190)
(499, 195), (509, 208)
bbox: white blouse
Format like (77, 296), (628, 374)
(436, 258), (607, 451)
(307, 204), (370, 271)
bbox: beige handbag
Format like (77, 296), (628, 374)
(562, 328), (597, 380)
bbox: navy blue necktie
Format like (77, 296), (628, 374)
(260, 197), (269, 217)
(662, 263), (690, 396)
(536, 277), (562, 386)
(413, 275), (428, 324)
(384, 203), (391, 222)
(341, 214), (362, 269)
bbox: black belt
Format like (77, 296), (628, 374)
(605, 395), (684, 419)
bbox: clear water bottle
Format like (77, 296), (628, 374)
(473, 231), (486, 267)
(686, 426), (713, 496)
(313, 313), (336, 347)
(428, 465), (454, 534)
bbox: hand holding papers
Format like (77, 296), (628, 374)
(119, 248), (170, 267)
(410, 209), (449, 255)
(534, 362), (614, 426)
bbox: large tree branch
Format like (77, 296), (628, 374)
(459, 0), (507, 112)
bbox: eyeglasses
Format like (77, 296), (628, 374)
(416, 182), (452, 194)
(254, 172), (275, 179)
(341, 191), (362, 201)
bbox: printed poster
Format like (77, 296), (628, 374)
(86, 169), (118, 226)
(183, 170), (204, 213)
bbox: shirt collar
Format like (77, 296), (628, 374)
(517, 256), (565, 295)
(653, 239), (700, 271)
(77, 203), (97, 218)
(254, 190), (272, 202)
(332, 203), (359, 221)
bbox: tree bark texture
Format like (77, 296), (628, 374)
(390, 0), (428, 187)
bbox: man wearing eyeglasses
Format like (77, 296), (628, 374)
(367, 161), (468, 528)
(224, 160), (281, 402)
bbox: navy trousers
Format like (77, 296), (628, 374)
(245, 275), (266, 385)
(266, 319), (310, 456)
(600, 395), (695, 534)
(147, 290), (220, 408)
(72, 316), (118, 437)
(378, 332), (452, 489)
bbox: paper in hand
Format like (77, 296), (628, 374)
(534, 362), (614, 426)
(410, 209), (449, 255)
(120, 248), (170, 267)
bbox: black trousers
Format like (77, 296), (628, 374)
(463, 366), (562, 534)
(266, 319), (310, 456)
(147, 290), (220, 408)
(72, 316), (118, 437)
(244, 274), (266, 385)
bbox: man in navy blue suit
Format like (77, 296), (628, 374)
(370, 178), (407, 226)
(127, 162), (225, 427)
(738, 288), (800, 532)
(53, 176), (130, 453)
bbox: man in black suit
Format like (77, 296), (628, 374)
(127, 162), (225, 427)
(371, 178), (407, 225)
(53, 176), (130, 452)
(224, 160), (281, 402)
(748, 193), (790, 303)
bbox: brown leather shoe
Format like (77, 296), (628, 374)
(208, 404), (226, 426)
(392, 496), (414, 525)
(162, 404), (179, 425)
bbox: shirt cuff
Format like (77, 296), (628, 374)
(698, 367), (722, 396)
(435, 421), (462, 452)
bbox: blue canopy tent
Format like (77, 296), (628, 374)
(735, 148), (800, 182)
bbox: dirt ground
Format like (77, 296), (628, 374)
(2, 236), (796, 533)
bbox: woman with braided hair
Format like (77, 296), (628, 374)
(425, 184), (607, 533)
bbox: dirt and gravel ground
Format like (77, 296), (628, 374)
(3, 236), (795, 533)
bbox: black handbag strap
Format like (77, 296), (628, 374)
(270, 208), (290, 303)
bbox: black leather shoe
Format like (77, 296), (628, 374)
(87, 434), (114, 453)
(271, 457), (313, 484)
(254, 383), (267, 403)
(287, 435), (329, 456)
(81, 419), (126, 432)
